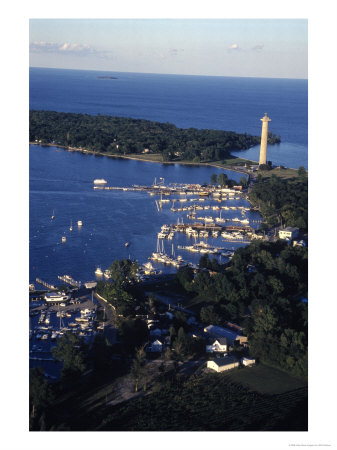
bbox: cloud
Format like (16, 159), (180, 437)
(30, 41), (94, 55)
(169, 48), (184, 57)
(252, 43), (264, 51)
(228, 43), (240, 51)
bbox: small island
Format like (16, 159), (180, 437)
(96, 76), (118, 80)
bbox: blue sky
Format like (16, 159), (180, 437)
(29, 19), (307, 78)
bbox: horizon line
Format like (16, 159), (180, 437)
(29, 66), (308, 81)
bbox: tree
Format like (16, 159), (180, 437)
(118, 318), (149, 354)
(297, 166), (307, 178)
(200, 305), (221, 325)
(108, 259), (139, 287)
(52, 333), (89, 379)
(130, 346), (147, 392)
(210, 173), (218, 185)
(29, 367), (54, 430)
(176, 266), (194, 289)
(239, 176), (247, 187)
(218, 173), (228, 187)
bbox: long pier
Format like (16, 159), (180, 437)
(172, 223), (253, 233)
(35, 278), (57, 290)
(58, 275), (81, 288)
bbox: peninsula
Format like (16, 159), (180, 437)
(29, 110), (280, 167)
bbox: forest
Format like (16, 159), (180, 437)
(29, 110), (280, 162)
(176, 240), (308, 378)
(249, 173), (308, 230)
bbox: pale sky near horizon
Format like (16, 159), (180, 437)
(29, 19), (307, 79)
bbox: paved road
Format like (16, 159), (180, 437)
(93, 292), (117, 345)
(145, 291), (195, 315)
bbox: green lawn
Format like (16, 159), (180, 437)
(224, 363), (307, 395)
(259, 167), (301, 179)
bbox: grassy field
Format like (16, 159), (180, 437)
(259, 167), (301, 179)
(224, 363), (307, 395)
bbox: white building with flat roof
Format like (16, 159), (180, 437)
(278, 227), (299, 240)
(207, 356), (239, 372)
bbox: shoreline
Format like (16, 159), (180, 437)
(29, 142), (253, 177)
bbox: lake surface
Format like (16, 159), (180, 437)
(30, 68), (308, 169)
(29, 68), (308, 285)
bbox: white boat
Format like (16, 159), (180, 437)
(93, 179), (107, 185)
(44, 292), (71, 303)
(62, 236), (66, 243)
(125, 242), (130, 247)
(69, 220), (73, 231)
(77, 220), (83, 227)
(95, 267), (103, 276)
(51, 210), (55, 220)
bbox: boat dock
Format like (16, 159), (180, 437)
(36, 278), (57, 290)
(58, 275), (81, 288)
(172, 223), (253, 233)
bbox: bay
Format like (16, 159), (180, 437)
(30, 145), (257, 286)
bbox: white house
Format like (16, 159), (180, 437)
(207, 356), (239, 373)
(146, 340), (163, 353)
(206, 338), (228, 353)
(204, 325), (248, 347)
(241, 357), (256, 367)
(278, 227), (299, 240)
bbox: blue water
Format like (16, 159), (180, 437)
(29, 67), (307, 168)
(29, 68), (308, 285)
(30, 145), (259, 286)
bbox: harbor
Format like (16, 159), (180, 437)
(29, 291), (109, 378)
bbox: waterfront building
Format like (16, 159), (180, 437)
(259, 113), (271, 165)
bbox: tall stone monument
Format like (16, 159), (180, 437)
(259, 113), (271, 165)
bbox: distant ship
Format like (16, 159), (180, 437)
(93, 179), (107, 185)
(51, 209), (55, 220)
(77, 220), (82, 227)
(125, 242), (130, 247)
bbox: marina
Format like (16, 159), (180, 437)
(29, 293), (104, 378)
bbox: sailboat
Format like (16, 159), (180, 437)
(69, 220), (73, 231)
(51, 210), (55, 220)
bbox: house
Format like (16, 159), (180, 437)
(207, 356), (239, 372)
(204, 325), (248, 347)
(293, 240), (306, 247)
(206, 338), (228, 353)
(146, 339), (163, 353)
(278, 227), (299, 240)
(241, 357), (256, 367)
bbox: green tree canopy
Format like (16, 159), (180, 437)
(52, 333), (89, 379)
